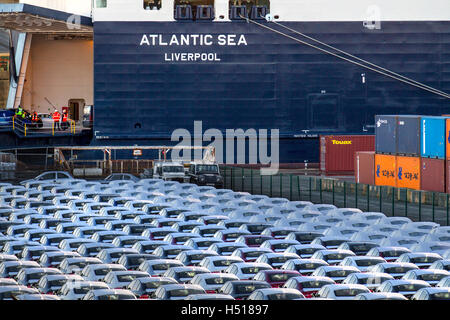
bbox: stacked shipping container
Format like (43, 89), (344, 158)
(355, 115), (450, 192)
(320, 135), (375, 175)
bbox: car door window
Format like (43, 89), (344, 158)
(39, 173), (57, 180)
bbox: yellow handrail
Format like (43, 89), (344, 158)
(52, 121), (55, 136)
(12, 116), (15, 130)
(24, 123), (26, 137)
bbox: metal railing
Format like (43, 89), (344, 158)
(221, 166), (450, 226)
(11, 116), (78, 137)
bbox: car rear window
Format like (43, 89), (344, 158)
(245, 238), (267, 246)
(177, 271), (199, 279)
(334, 289), (367, 297)
(152, 263), (174, 271)
(212, 260), (235, 267)
(98, 294), (134, 300)
(355, 259), (382, 267)
(117, 274), (142, 282)
(267, 292), (302, 300)
(300, 280), (331, 289)
(241, 267), (267, 274)
(205, 277), (233, 285)
(421, 274), (446, 281)
(386, 267), (414, 273)
(234, 283), (267, 294)
(325, 253), (350, 260)
(168, 288), (203, 297)
(327, 270), (355, 277)
(394, 284), (427, 291)
(429, 292), (450, 300)
(268, 257), (291, 264)
(411, 257), (440, 263)
(349, 244), (375, 253)
(268, 273), (298, 282)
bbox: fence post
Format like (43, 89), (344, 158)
(297, 176), (301, 201)
(391, 187), (395, 216)
(332, 180), (335, 205)
(355, 183), (358, 208)
(280, 173), (283, 198)
(270, 175), (273, 197)
(250, 169), (253, 194)
(289, 175), (293, 201)
(418, 192), (422, 221)
(447, 194), (449, 226)
(379, 186), (383, 212)
(319, 179), (323, 203)
(404, 189), (408, 218)
(231, 167), (234, 190)
(241, 168), (244, 192)
(432, 193), (436, 222)
(367, 185), (370, 212)
(224, 166), (227, 188)
(309, 177), (312, 201)
(260, 174), (263, 195)
(343, 181), (347, 207)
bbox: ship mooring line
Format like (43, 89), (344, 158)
(240, 15), (450, 99)
(269, 19), (450, 99)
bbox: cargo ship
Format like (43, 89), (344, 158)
(0, 0), (449, 164)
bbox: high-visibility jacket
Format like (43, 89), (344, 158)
(62, 113), (68, 122)
(52, 112), (61, 122)
(32, 113), (38, 121)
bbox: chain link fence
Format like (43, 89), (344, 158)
(221, 166), (449, 226)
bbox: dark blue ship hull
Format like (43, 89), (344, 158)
(93, 21), (450, 163)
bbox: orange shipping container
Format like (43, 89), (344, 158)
(396, 156), (421, 190)
(446, 119), (450, 159)
(374, 154), (397, 187)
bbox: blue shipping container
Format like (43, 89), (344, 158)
(375, 115), (397, 154)
(397, 115), (421, 156)
(421, 116), (447, 159)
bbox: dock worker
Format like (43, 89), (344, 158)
(52, 109), (61, 131)
(15, 106), (24, 118)
(61, 109), (68, 131)
(32, 111), (38, 122)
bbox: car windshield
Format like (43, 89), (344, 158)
(205, 277), (232, 285)
(196, 165), (218, 174)
(169, 288), (203, 297)
(162, 166), (184, 173)
(269, 273), (298, 282)
(267, 292), (302, 300)
(358, 276), (391, 285)
(334, 289), (367, 297)
(429, 292), (450, 300)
